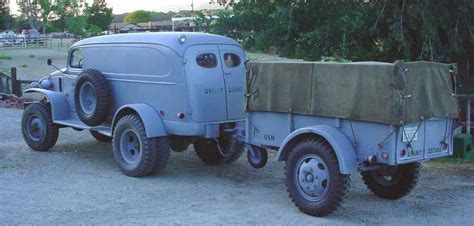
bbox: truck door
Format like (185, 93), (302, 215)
(218, 45), (246, 120)
(185, 45), (227, 122)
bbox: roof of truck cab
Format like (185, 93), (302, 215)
(72, 32), (241, 56)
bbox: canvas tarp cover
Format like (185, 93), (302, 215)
(245, 61), (459, 125)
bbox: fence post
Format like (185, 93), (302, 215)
(0, 75), (3, 93)
(11, 67), (19, 97)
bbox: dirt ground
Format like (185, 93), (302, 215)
(0, 107), (473, 224)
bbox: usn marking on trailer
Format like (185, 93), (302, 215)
(264, 134), (275, 141)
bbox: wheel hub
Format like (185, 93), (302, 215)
(27, 116), (45, 142)
(79, 82), (97, 116)
(120, 129), (142, 164)
(295, 154), (330, 202)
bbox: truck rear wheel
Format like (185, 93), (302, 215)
(361, 163), (419, 200)
(193, 136), (243, 165)
(21, 103), (59, 152)
(285, 138), (349, 217)
(75, 69), (111, 126)
(112, 114), (170, 177)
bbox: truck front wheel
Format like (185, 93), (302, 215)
(21, 103), (59, 152)
(361, 163), (419, 200)
(285, 138), (350, 217)
(112, 114), (170, 177)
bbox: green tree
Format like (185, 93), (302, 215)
(66, 15), (85, 35)
(209, 0), (473, 70)
(84, 0), (113, 31)
(0, 1), (12, 30)
(55, 0), (84, 32)
(37, 0), (55, 34)
(16, 0), (41, 30)
(124, 10), (153, 24)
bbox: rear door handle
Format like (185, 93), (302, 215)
(224, 72), (231, 75)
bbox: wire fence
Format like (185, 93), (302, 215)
(0, 37), (80, 52)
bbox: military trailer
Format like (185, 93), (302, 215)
(22, 32), (247, 176)
(21, 32), (460, 217)
(241, 61), (459, 216)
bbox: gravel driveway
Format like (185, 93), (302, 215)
(1, 107), (473, 224)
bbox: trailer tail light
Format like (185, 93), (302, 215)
(400, 149), (406, 157)
(367, 155), (377, 164)
(441, 141), (449, 150)
(381, 151), (389, 160)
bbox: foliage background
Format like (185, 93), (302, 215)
(202, 0), (473, 74)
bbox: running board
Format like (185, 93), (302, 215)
(54, 117), (112, 137)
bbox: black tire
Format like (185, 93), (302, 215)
(90, 131), (112, 142)
(225, 141), (244, 164)
(112, 114), (170, 177)
(74, 69), (111, 126)
(193, 137), (243, 165)
(361, 163), (420, 200)
(285, 138), (350, 217)
(247, 145), (268, 169)
(193, 139), (226, 165)
(21, 103), (59, 152)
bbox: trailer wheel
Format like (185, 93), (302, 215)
(90, 131), (112, 142)
(21, 103), (59, 152)
(193, 136), (243, 165)
(285, 138), (350, 217)
(112, 114), (170, 177)
(247, 145), (268, 169)
(75, 69), (111, 126)
(361, 163), (419, 200)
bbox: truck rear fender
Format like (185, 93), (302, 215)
(276, 125), (358, 174)
(24, 88), (69, 121)
(112, 104), (168, 138)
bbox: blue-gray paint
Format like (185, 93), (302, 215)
(244, 111), (455, 172)
(25, 88), (70, 120)
(277, 125), (358, 174)
(112, 104), (168, 138)
(72, 32), (241, 57)
(37, 32), (246, 139)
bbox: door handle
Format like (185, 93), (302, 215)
(224, 72), (231, 75)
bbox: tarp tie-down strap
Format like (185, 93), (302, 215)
(378, 129), (396, 149)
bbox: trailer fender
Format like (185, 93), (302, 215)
(112, 104), (168, 138)
(276, 125), (357, 174)
(24, 88), (69, 121)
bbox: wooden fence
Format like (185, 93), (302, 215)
(0, 68), (36, 97)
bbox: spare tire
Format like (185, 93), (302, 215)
(74, 69), (111, 126)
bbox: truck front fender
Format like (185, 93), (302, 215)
(112, 104), (168, 138)
(276, 125), (358, 174)
(24, 88), (69, 121)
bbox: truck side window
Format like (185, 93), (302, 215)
(70, 49), (83, 69)
(196, 53), (217, 68)
(223, 53), (240, 68)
